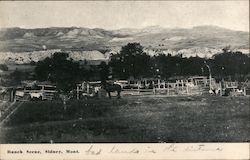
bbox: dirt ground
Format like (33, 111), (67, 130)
(0, 95), (249, 143)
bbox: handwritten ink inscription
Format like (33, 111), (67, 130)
(83, 144), (223, 156)
(85, 145), (102, 155)
(110, 146), (140, 154)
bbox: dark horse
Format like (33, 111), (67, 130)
(102, 81), (122, 99)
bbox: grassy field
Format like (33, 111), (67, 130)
(0, 95), (249, 143)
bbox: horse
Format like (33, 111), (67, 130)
(102, 81), (122, 99)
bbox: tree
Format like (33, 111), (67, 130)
(109, 43), (151, 79)
(8, 69), (29, 86)
(151, 54), (204, 79)
(98, 62), (110, 82)
(35, 52), (81, 92)
(0, 64), (8, 71)
(211, 50), (249, 81)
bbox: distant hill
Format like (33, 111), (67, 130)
(0, 25), (249, 55)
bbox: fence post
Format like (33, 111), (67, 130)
(87, 83), (90, 96)
(152, 81), (155, 94)
(181, 80), (184, 91)
(82, 82), (85, 90)
(167, 82), (169, 95)
(220, 82), (223, 96)
(176, 80), (179, 94)
(9, 88), (14, 102)
(138, 81), (140, 95)
(77, 85), (79, 100)
(158, 79), (160, 89)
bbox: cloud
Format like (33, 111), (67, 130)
(0, 1), (249, 31)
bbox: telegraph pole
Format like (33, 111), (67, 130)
(204, 61), (212, 92)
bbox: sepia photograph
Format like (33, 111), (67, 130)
(0, 0), (249, 146)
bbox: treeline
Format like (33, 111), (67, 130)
(109, 43), (249, 80)
(30, 43), (249, 91)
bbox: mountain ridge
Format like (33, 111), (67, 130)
(0, 25), (249, 53)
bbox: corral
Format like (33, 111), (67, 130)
(0, 76), (249, 143)
(75, 78), (249, 99)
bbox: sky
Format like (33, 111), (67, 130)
(0, 1), (249, 31)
